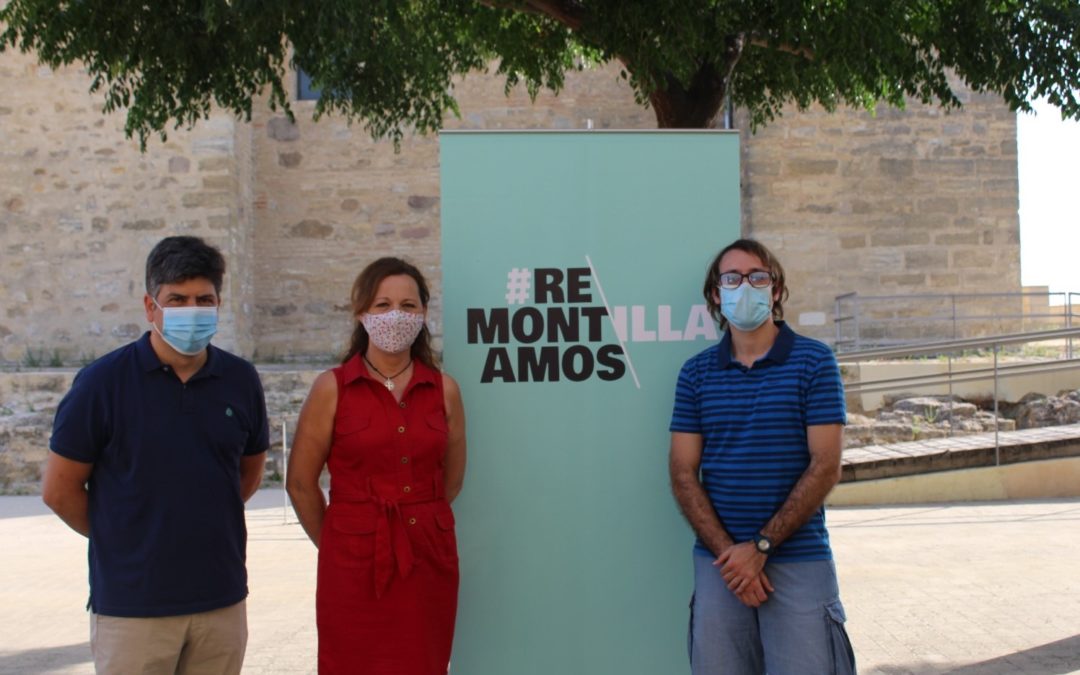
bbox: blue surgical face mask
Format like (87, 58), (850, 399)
(720, 283), (773, 332)
(152, 299), (218, 355)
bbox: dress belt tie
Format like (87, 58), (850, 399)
(331, 473), (444, 599)
(373, 495), (415, 599)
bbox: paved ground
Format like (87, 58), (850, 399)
(2, 491), (1078, 674)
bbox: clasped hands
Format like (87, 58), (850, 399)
(714, 542), (774, 608)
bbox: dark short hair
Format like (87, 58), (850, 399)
(342, 257), (437, 368)
(145, 236), (226, 300)
(703, 238), (789, 330)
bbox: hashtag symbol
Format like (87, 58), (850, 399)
(505, 268), (531, 305)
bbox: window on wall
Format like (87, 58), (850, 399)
(297, 69), (321, 101)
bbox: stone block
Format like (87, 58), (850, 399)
(951, 249), (996, 269)
(916, 197), (959, 215)
(929, 273), (961, 288)
(785, 159), (839, 176)
(916, 159), (974, 177)
(407, 195), (439, 210)
(879, 158), (914, 179)
(278, 152), (302, 168)
(121, 218), (165, 231)
(267, 117), (300, 142)
(976, 159), (1016, 177)
(168, 157), (190, 173)
(870, 231), (931, 247)
(287, 220), (334, 239)
(840, 235), (866, 249)
(197, 157), (232, 172)
(202, 175), (236, 191)
(934, 232), (980, 246)
(181, 191), (234, 208)
(879, 273), (926, 286)
(904, 248), (949, 270)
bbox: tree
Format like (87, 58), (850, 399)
(3, 0), (1079, 146)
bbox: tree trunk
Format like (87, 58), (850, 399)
(649, 86), (728, 128)
(641, 38), (744, 129)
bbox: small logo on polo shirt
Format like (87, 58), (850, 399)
(226, 407), (234, 417)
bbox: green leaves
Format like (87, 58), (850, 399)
(2, 0), (294, 146)
(2, 0), (1078, 142)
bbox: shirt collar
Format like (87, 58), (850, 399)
(135, 330), (223, 378)
(135, 331), (162, 372)
(717, 321), (795, 369)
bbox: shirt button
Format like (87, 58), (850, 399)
(403, 486), (411, 493)
(399, 401), (406, 408)
(401, 457), (409, 464)
(397, 426), (405, 433)
(408, 517), (417, 525)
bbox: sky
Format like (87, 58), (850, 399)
(1017, 98), (1080, 300)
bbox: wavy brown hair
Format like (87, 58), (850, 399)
(341, 257), (438, 368)
(703, 238), (789, 331)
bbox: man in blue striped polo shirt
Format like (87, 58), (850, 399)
(670, 239), (855, 674)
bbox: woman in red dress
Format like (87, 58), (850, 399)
(287, 257), (467, 675)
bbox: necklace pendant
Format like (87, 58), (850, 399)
(363, 355), (410, 394)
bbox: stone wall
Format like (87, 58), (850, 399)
(0, 48), (255, 362)
(0, 367), (319, 493)
(246, 67), (656, 362)
(0, 370), (72, 492)
(738, 89), (1020, 343)
(1, 52), (1019, 363)
(0, 44), (1030, 492)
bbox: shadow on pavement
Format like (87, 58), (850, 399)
(941, 633), (1080, 674)
(875, 633), (1080, 675)
(0, 642), (91, 673)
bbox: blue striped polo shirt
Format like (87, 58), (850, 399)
(669, 322), (846, 562)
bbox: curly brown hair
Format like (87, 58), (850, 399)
(703, 238), (788, 331)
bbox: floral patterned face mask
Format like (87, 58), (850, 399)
(361, 310), (426, 354)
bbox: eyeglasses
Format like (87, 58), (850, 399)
(718, 271), (773, 290)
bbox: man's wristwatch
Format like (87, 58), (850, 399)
(753, 533), (774, 556)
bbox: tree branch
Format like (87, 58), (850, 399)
(720, 33), (747, 91)
(747, 36), (814, 61)
(478, 0), (586, 31)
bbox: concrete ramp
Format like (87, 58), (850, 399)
(832, 424), (1080, 505)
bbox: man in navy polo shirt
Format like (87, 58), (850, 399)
(670, 238), (855, 675)
(42, 235), (269, 674)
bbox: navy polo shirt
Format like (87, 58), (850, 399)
(50, 332), (269, 617)
(670, 322), (846, 562)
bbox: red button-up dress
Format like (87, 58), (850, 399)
(316, 355), (458, 675)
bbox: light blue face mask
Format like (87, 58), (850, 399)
(720, 283), (773, 332)
(152, 300), (218, 355)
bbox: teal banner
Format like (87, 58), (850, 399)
(441, 131), (740, 674)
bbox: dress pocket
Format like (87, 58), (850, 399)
(334, 414), (371, 438)
(326, 509), (378, 568)
(434, 509), (455, 531)
(433, 508), (458, 563)
(425, 411), (449, 434)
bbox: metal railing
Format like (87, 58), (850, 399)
(837, 326), (1080, 465)
(834, 290), (1080, 354)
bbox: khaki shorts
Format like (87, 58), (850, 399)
(90, 600), (247, 675)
